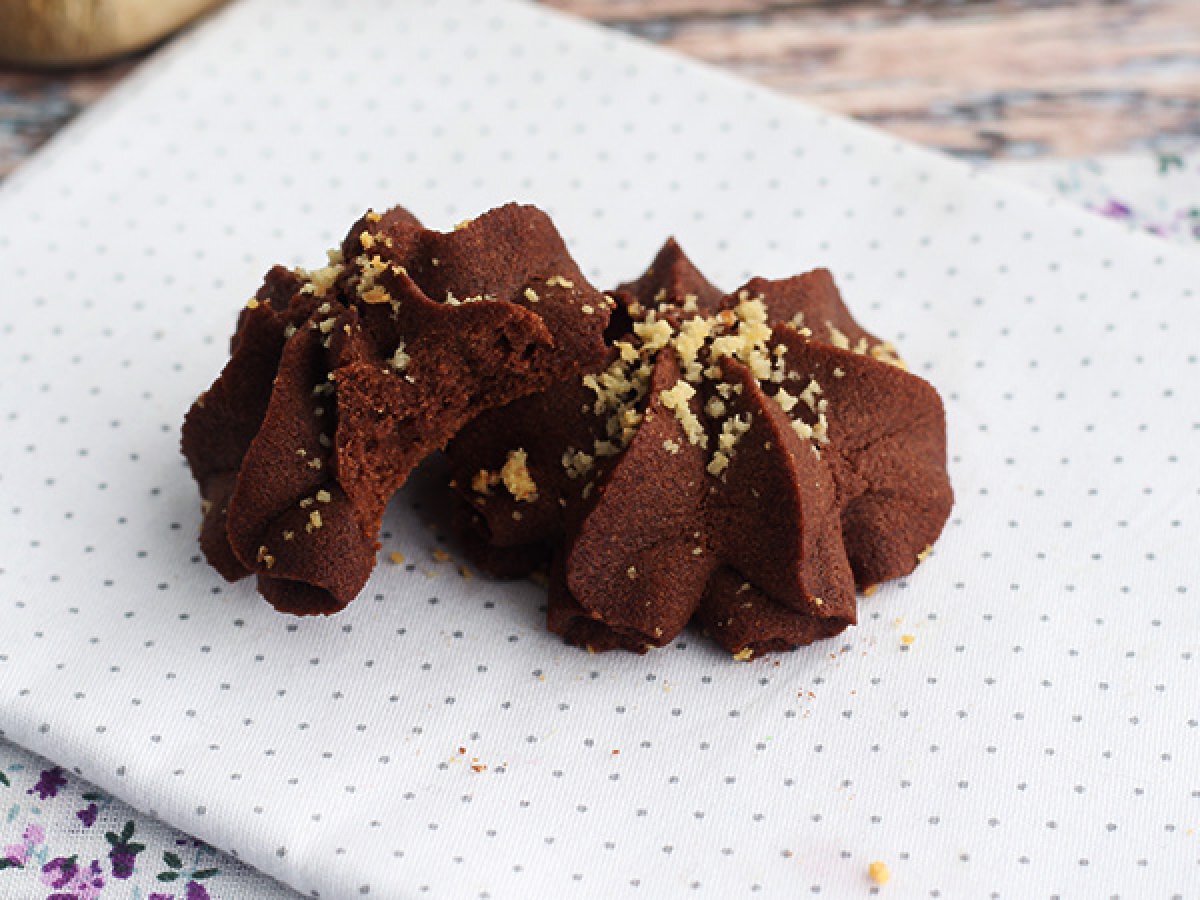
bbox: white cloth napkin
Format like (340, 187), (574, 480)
(2, 1), (1198, 898)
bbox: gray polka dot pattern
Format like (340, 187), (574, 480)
(1, 0), (1199, 897)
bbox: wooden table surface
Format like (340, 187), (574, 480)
(1, 0), (1198, 181)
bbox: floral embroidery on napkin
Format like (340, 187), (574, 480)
(1, 760), (224, 899)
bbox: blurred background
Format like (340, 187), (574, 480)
(2, 0), (1197, 181)
(551, 0), (1200, 161)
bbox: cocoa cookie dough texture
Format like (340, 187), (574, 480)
(182, 204), (610, 614)
(184, 204), (952, 657)
(448, 238), (953, 657)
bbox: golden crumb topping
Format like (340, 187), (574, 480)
(501, 449), (539, 502)
(659, 380), (706, 448)
(471, 469), (501, 496)
(389, 342), (410, 372)
(561, 448), (595, 480)
(868, 861), (891, 885)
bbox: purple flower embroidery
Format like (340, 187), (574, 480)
(186, 881), (213, 900)
(105, 821), (145, 879)
(1094, 198), (1133, 221)
(2, 822), (46, 868)
(43, 857), (105, 900)
(76, 802), (99, 828)
(110, 846), (139, 879)
(41, 856), (79, 890)
(28, 766), (68, 800)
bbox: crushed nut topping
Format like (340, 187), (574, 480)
(389, 341), (410, 372)
(501, 449), (539, 502)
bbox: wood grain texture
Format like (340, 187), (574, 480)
(0, 0), (1197, 180)
(0, 60), (139, 179)
(545, 0), (1200, 159)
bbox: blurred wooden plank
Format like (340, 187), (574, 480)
(546, 0), (1200, 158)
(0, 0), (1197, 178)
(0, 60), (138, 179)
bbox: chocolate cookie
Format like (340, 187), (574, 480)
(447, 238), (952, 656)
(183, 204), (611, 613)
(186, 214), (952, 656)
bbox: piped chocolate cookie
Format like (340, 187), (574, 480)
(183, 203), (611, 613)
(447, 239), (952, 657)
(185, 212), (951, 657)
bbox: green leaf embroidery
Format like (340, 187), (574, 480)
(193, 868), (220, 880)
(127, 842), (146, 854)
(0, 772), (9, 788)
(163, 851), (183, 869)
(157, 871), (180, 882)
(1158, 152), (1184, 175)
(0, 859), (21, 871)
(81, 791), (102, 801)
(105, 831), (119, 847)
(121, 820), (135, 843)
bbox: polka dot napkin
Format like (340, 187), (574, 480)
(1, 1), (1198, 897)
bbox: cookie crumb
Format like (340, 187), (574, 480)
(868, 861), (890, 885)
(389, 342), (410, 372)
(659, 380), (706, 447)
(472, 469), (501, 495)
(707, 451), (730, 477)
(501, 449), (539, 502)
(388, 551), (405, 565)
(561, 448), (594, 479)
(774, 388), (798, 413)
(827, 323), (851, 350)
(732, 647), (754, 662)
(900, 634), (915, 646)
